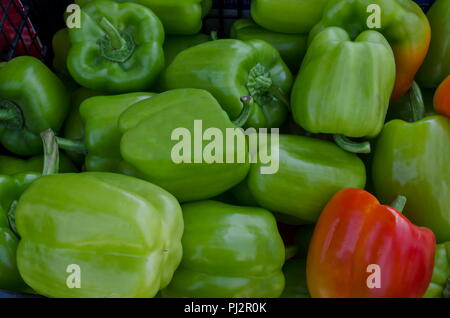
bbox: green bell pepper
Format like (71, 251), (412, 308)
(118, 89), (250, 202)
(0, 173), (39, 291)
(76, 0), (212, 35)
(15, 172), (183, 298)
(0, 154), (76, 175)
(424, 242), (450, 298)
(162, 39), (293, 129)
(79, 92), (155, 173)
(164, 33), (212, 67)
(280, 259), (310, 298)
(309, 0), (430, 101)
(251, 0), (329, 34)
(0, 56), (70, 156)
(161, 200), (285, 298)
(67, 0), (165, 93)
(417, 0), (450, 88)
(247, 134), (366, 223)
(373, 84), (450, 243)
(0, 129), (59, 292)
(291, 27), (396, 140)
(52, 28), (71, 76)
(231, 19), (308, 73)
(62, 88), (107, 166)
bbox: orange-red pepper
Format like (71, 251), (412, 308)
(434, 75), (450, 118)
(307, 188), (436, 298)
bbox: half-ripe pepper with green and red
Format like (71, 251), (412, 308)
(76, 0), (212, 35)
(417, 0), (450, 88)
(231, 19), (308, 73)
(67, 0), (165, 93)
(372, 84), (450, 242)
(310, 0), (431, 101)
(307, 188), (436, 298)
(0, 56), (70, 156)
(162, 39), (293, 129)
(424, 242), (450, 298)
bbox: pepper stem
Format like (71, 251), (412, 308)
(41, 129), (60, 176)
(247, 63), (289, 109)
(285, 246), (299, 261)
(233, 96), (253, 128)
(0, 100), (24, 130)
(410, 81), (425, 122)
(55, 136), (87, 155)
(210, 30), (218, 41)
(100, 17), (125, 49)
(333, 135), (371, 154)
(390, 195), (407, 213)
(98, 17), (135, 63)
(7, 200), (19, 238)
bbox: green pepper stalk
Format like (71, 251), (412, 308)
(98, 17), (136, 63)
(8, 129), (60, 237)
(333, 135), (371, 154)
(0, 101), (25, 130)
(390, 195), (407, 213)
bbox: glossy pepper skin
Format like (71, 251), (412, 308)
(76, 0), (212, 35)
(163, 33), (211, 67)
(247, 135), (366, 223)
(16, 172), (183, 298)
(62, 88), (107, 166)
(79, 92), (155, 172)
(161, 201), (285, 298)
(0, 56), (70, 156)
(251, 0), (329, 34)
(307, 188), (436, 298)
(0, 154), (76, 175)
(292, 27), (396, 138)
(417, 0), (450, 88)
(162, 39), (293, 129)
(0, 173), (39, 291)
(67, 0), (164, 93)
(372, 115), (450, 242)
(434, 75), (450, 118)
(231, 19), (308, 73)
(52, 28), (71, 76)
(424, 242), (450, 298)
(118, 89), (250, 202)
(310, 0), (431, 101)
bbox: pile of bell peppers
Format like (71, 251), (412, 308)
(0, 0), (448, 299)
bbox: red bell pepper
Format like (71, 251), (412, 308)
(434, 75), (450, 118)
(307, 188), (436, 298)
